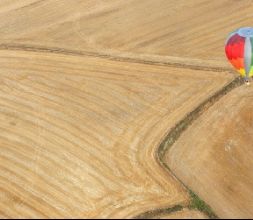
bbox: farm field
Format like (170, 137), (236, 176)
(0, 0), (252, 219)
(157, 209), (208, 219)
(166, 85), (253, 219)
(0, 49), (233, 218)
(1, 0), (253, 66)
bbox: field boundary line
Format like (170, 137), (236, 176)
(0, 43), (231, 73)
(134, 77), (244, 219)
(0, 42), (241, 218)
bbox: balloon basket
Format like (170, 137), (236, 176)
(244, 78), (251, 85)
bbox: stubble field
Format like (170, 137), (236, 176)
(0, 0), (252, 218)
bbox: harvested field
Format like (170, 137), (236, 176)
(0, 0), (252, 219)
(0, 49), (233, 218)
(1, 0), (253, 65)
(157, 208), (208, 219)
(166, 84), (253, 218)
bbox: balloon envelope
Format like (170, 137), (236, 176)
(225, 27), (253, 78)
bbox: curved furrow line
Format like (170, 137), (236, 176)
(1, 65), (172, 120)
(0, 134), (108, 193)
(0, 95), (113, 157)
(0, 178), (57, 218)
(0, 146), (96, 206)
(0, 130), (111, 194)
(134, 77), (244, 219)
(128, 80), (220, 191)
(0, 141), (97, 201)
(0, 107), (125, 188)
(0, 159), (79, 215)
(1, 78), (123, 145)
(2, 75), (128, 132)
(0, 102), (129, 186)
(0, 48), (235, 218)
(0, 76), (128, 147)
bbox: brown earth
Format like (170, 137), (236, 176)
(157, 208), (208, 219)
(1, 1), (253, 66)
(0, 49), (234, 218)
(0, 0), (250, 219)
(166, 84), (253, 218)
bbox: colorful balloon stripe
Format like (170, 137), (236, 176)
(225, 34), (245, 76)
(250, 37), (253, 77)
(225, 27), (253, 79)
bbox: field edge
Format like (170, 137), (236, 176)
(134, 76), (244, 219)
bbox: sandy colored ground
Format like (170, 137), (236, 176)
(0, 48), (233, 218)
(157, 208), (208, 219)
(0, 0), (253, 65)
(166, 84), (253, 218)
(1, 0), (251, 218)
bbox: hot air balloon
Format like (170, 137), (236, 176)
(225, 27), (253, 84)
